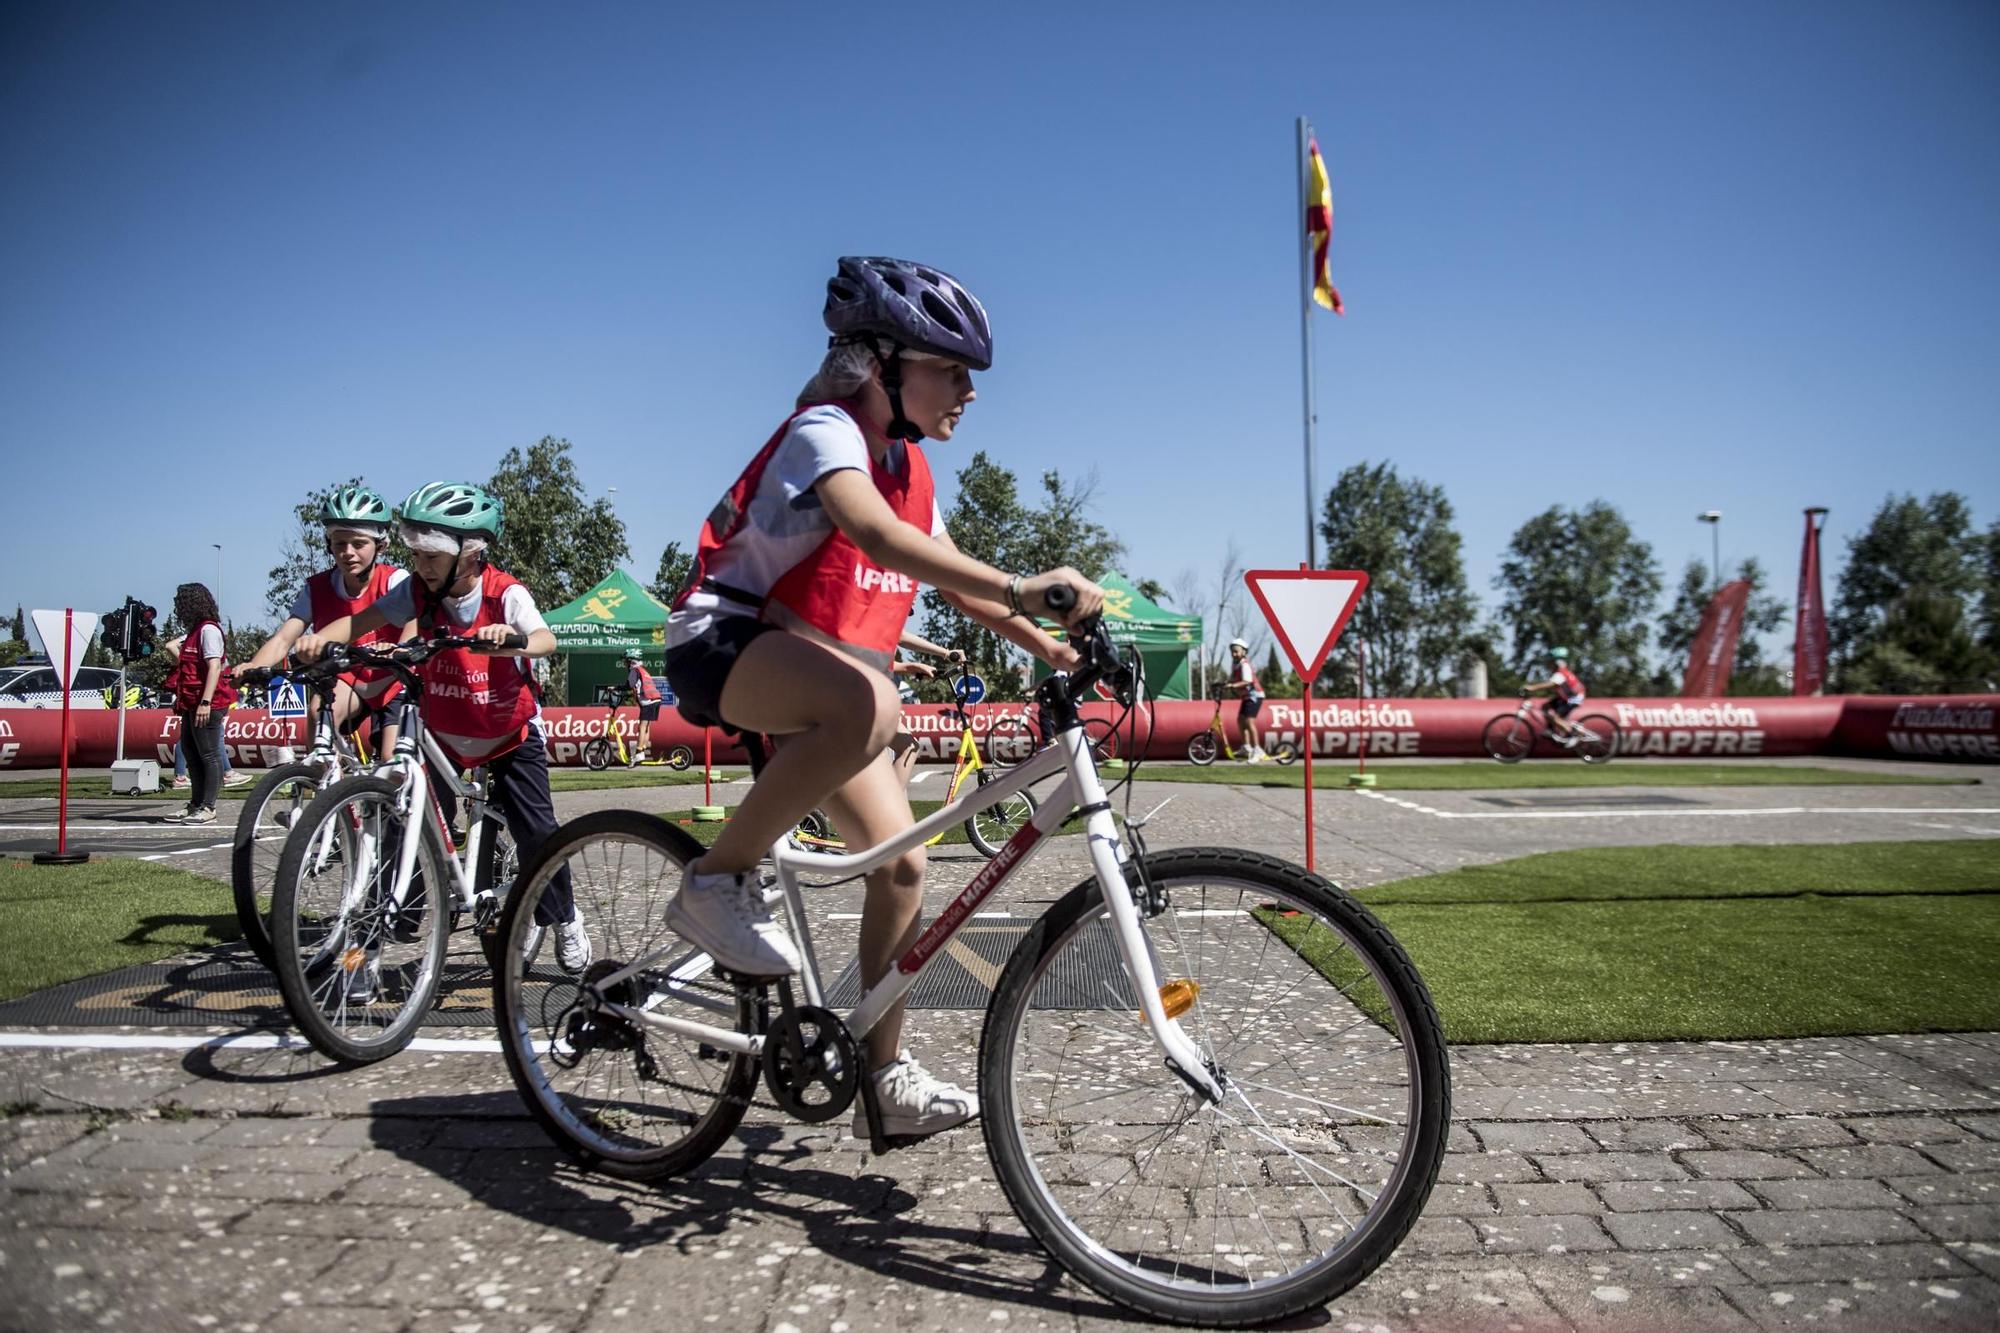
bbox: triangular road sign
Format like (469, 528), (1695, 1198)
(1243, 570), (1369, 680)
(30, 608), (101, 687)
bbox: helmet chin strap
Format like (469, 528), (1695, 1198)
(416, 534), (484, 630)
(869, 340), (923, 443)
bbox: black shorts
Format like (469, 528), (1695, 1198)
(1238, 696), (1264, 720)
(637, 700), (661, 722)
(664, 616), (780, 730)
(1543, 695), (1579, 719)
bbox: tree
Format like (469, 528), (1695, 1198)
(648, 540), (693, 606)
(486, 437), (630, 611)
(1831, 492), (1986, 690)
(1840, 589), (1997, 694)
(9, 606), (23, 643)
(1976, 519), (2000, 657)
(916, 452), (1125, 699)
(1495, 502), (1662, 695)
(1654, 557), (1787, 692)
(1318, 463), (1476, 696)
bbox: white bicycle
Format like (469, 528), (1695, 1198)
(271, 638), (523, 1064)
(493, 599), (1450, 1326)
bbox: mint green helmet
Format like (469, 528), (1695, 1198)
(1550, 646), (1570, 661)
(400, 481), (504, 542)
(321, 484), (391, 533)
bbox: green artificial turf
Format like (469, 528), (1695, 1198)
(1266, 839), (2000, 1044)
(0, 857), (240, 1002)
(1115, 762), (1974, 791)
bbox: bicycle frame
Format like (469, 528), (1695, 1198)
(584, 720), (1225, 1101)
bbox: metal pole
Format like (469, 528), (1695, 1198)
(1296, 116), (1318, 570)
(1711, 521), (1721, 591)
(114, 602), (130, 764)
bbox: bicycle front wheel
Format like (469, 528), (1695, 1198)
(1573, 713), (1619, 764)
(980, 848), (1450, 1327)
(231, 761), (325, 971)
(1186, 731), (1219, 765)
(582, 737), (613, 771)
(985, 713), (1040, 768)
(271, 776), (451, 1064)
(1482, 714), (1534, 763)
(494, 810), (758, 1181)
(965, 774), (1038, 858)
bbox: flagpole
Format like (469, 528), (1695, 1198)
(1296, 115), (1318, 571)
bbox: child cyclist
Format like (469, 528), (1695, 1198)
(664, 256), (1102, 1141)
(1522, 645), (1588, 744)
(235, 485), (416, 751)
(293, 482), (590, 976)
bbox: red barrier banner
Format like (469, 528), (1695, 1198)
(3, 694), (1995, 769)
(1682, 580), (1750, 698)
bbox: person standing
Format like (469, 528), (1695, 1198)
(1223, 637), (1267, 762)
(623, 650), (663, 760)
(163, 583), (236, 824)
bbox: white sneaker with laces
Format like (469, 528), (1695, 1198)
(856, 1051), (977, 1140)
(554, 909), (593, 976)
(182, 806), (217, 826)
(664, 864), (800, 976)
(222, 770), (254, 789)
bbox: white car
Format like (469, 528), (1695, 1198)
(0, 663), (130, 709)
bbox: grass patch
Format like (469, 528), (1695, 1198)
(1278, 840), (2000, 1044)
(0, 857), (241, 1002)
(1121, 762), (1975, 791)
(547, 768), (712, 792)
(0, 778), (255, 802)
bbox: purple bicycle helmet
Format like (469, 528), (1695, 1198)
(824, 257), (993, 372)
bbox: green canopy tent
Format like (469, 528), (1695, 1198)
(541, 569), (671, 705)
(1035, 571), (1202, 700)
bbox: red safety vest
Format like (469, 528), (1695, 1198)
(676, 400), (932, 660)
(305, 564), (404, 700)
(170, 620), (239, 713)
(630, 667), (661, 702)
(418, 566), (539, 769)
(1554, 664), (1586, 702)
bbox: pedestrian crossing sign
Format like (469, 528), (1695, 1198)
(268, 674), (308, 719)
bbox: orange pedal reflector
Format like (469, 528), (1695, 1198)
(341, 947), (367, 973)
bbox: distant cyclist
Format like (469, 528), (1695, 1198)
(1521, 646), (1586, 745)
(236, 485), (416, 752)
(622, 650), (663, 761)
(1222, 637), (1268, 762)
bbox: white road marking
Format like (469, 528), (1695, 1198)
(1350, 790), (2000, 821)
(0, 824), (228, 835)
(0, 1030), (501, 1054)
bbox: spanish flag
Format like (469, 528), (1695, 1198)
(1305, 138), (1344, 315)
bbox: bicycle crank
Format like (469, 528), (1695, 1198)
(761, 1002), (861, 1124)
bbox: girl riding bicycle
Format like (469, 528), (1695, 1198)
(663, 256), (1101, 1139)
(235, 485), (417, 752)
(294, 482), (591, 976)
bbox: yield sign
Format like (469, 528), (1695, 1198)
(1243, 570), (1368, 680)
(31, 608), (101, 687)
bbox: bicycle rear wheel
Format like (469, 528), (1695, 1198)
(965, 773), (1038, 858)
(1267, 739), (1300, 765)
(1482, 714), (1534, 763)
(231, 761), (324, 971)
(271, 776), (451, 1064)
(1573, 713), (1619, 764)
(494, 810), (758, 1181)
(980, 848), (1449, 1326)
(665, 745), (695, 771)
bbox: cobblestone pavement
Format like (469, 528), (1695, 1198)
(2, 763), (1996, 1330)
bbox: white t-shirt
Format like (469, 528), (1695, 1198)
(286, 567), (410, 627)
(197, 623), (225, 661)
(374, 574), (551, 760)
(667, 404), (946, 671)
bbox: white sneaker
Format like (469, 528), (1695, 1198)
(664, 865), (800, 976)
(170, 775), (191, 791)
(554, 909), (593, 976)
(181, 806), (217, 826)
(856, 1051), (977, 1140)
(222, 770), (254, 789)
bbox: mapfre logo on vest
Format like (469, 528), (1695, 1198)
(854, 566), (914, 594)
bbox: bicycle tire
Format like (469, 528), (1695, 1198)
(1081, 717), (1120, 763)
(985, 712), (1040, 768)
(1482, 714), (1534, 763)
(582, 737), (613, 772)
(964, 775), (1039, 858)
(1267, 739), (1300, 765)
(231, 761), (325, 971)
(271, 775), (451, 1064)
(980, 847), (1450, 1326)
(1573, 714), (1619, 764)
(494, 809), (758, 1180)
(1186, 731), (1219, 765)
(665, 745), (695, 771)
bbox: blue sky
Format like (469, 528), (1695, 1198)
(3, 2), (1995, 667)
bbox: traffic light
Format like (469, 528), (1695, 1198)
(101, 604), (130, 658)
(131, 601), (159, 659)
